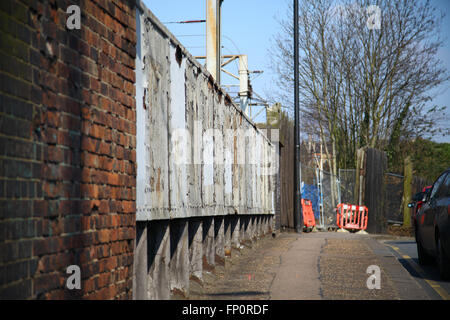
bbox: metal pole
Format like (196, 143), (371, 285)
(206, 0), (221, 84)
(239, 55), (249, 115)
(293, 0), (302, 233)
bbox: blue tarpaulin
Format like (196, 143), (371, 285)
(301, 184), (320, 219)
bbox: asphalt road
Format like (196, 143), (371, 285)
(384, 239), (450, 300)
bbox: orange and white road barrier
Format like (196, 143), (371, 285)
(301, 199), (316, 228)
(336, 203), (368, 231)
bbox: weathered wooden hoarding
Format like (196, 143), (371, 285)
(135, 5), (277, 221)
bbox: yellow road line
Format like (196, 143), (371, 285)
(386, 243), (450, 300)
(424, 279), (450, 299)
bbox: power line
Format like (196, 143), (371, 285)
(175, 34), (206, 37)
(163, 20), (206, 24)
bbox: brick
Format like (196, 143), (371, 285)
(0, 114), (32, 139)
(1, 261), (28, 286)
(0, 50), (32, 81)
(0, 137), (34, 159)
(0, 31), (29, 61)
(0, 10), (30, 42)
(43, 145), (64, 163)
(57, 130), (81, 148)
(34, 273), (63, 297)
(0, 93), (33, 120)
(58, 200), (81, 216)
(0, 158), (33, 179)
(0, 279), (32, 299)
(0, 0), (136, 299)
(59, 165), (81, 181)
(81, 136), (100, 154)
(99, 156), (114, 171)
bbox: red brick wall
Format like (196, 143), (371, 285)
(0, 0), (136, 299)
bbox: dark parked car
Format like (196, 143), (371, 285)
(415, 168), (450, 280)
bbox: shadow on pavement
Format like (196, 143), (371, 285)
(397, 258), (446, 282)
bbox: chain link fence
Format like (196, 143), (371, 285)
(300, 163), (357, 229)
(384, 173), (404, 224)
(321, 170), (339, 228)
(297, 158), (431, 230)
(299, 163), (430, 229)
(339, 169), (356, 204)
(384, 173), (432, 225)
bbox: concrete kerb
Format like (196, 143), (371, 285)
(365, 236), (431, 300)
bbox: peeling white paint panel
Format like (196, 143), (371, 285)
(232, 114), (240, 210)
(203, 132), (214, 187)
(136, 10), (171, 221)
(224, 137), (232, 198)
(169, 44), (188, 217)
(184, 62), (202, 210)
(136, 3), (276, 220)
(238, 123), (247, 210)
(202, 85), (215, 210)
(213, 98), (224, 209)
(136, 8), (147, 220)
(248, 129), (255, 210)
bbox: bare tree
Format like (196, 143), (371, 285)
(268, 0), (449, 172)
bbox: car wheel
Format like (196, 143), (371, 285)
(417, 230), (433, 265)
(437, 236), (450, 280)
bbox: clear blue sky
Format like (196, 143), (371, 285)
(143, 0), (449, 143)
(432, 0), (450, 143)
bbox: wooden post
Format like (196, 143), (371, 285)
(355, 148), (366, 205)
(402, 156), (413, 227)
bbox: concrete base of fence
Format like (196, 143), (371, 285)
(188, 218), (203, 280)
(188, 218), (203, 293)
(202, 217), (215, 273)
(224, 217), (232, 257)
(132, 222), (148, 300)
(262, 216), (269, 235)
(133, 214), (274, 299)
(169, 219), (189, 298)
(147, 220), (171, 300)
(214, 217), (225, 266)
(240, 216), (251, 247)
(231, 216), (241, 250)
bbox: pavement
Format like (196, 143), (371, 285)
(189, 231), (450, 300)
